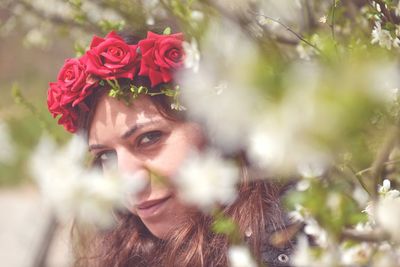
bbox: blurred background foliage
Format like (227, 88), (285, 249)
(2, 0), (400, 265)
(0, 1), (397, 195)
(0, 0), (398, 187)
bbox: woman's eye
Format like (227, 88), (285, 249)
(136, 131), (163, 148)
(95, 151), (117, 170)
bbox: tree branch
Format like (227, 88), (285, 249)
(341, 228), (388, 243)
(250, 12), (322, 54)
(369, 126), (399, 199)
(18, 0), (99, 33)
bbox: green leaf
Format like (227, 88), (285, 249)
(212, 215), (238, 235)
(163, 27), (172, 35)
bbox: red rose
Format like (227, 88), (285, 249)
(57, 108), (78, 133)
(138, 31), (185, 87)
(56, 58), (94, 107)
(47, 58), (94, 133)
(47, 82), (79, 133)
(85, 31), (139, 80)
(47, 82), (63, 116)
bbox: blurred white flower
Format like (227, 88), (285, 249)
(367, 62), (400, 103)
(378, 179), (400, 198)
(24, 28), (49, 49)
(292, 236), (314, 267)
(247, 125), (285, 171)
(303, 218), (329, 248)
(375, 196), (400, 242)
(296, 157), (327, 178)
(352, 186), (370, 207)
(371, 21), (400, 50)
(319, 16), (327, 24)
(29, 135), (144, 227)
(0, 121), (16, 164)
(179, 21), (262, 153)
(170, 102), (187, 111)
(372, 243), (400, 267)
(259, 0), (303, 29)
(247, 62), (332, 175)
(174, 149), (239, 211)
(183, 38), (200, 73)
(379, 179), (391, 193)
(288, 204), (307, 222)
(228, 245), (257, 267)
(217, 0), (251, 11)
(190, 10), (204, 21)
(372, 254), (398, 267)
(247, 116), (330, 175)
(31, 0), (71, 17)
(340, 243), (372, 265)
(292, 235), (336, 267)
(82, 1), (123, 23)
(396, 2), (400, 17)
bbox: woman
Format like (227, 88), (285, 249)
(47, 28), (296, 267)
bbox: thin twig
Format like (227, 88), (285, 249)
(346, 164), (372, 196)
(330, 0), (336, 40)
(356, 159), (400, 177)
(372, 0), (396, 23)
(18, 0), (99, 33)
(370, 126), (400, 198)
(341, 228), (387, 243)
(250, 12), (322, 54)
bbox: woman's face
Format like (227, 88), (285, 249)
(88, 94), (204, 238)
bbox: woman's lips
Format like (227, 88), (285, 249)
(136, 195), (172, 218)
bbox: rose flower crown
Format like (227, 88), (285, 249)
(47, 30), (186, 133)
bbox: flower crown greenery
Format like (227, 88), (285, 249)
(47, 30), (186, 133)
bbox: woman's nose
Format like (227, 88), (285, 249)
(116, 147), (145, 174)
(116, 148), (152, 198)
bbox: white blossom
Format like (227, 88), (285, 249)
(292, 236), (336, 267)
(371, 21), (400, 50)
(396, 2), (400, 17)
(259, 0), (303, 29)
(303, 218), (329, 248)
(367, 62), (400, 103)
(378, 179), (400, 198)
(170, 102), (187, 111)
(375, 196), (400, 242)
(190, 10), (204, 21)
(179, 21), (262, 153)
(24, 28), (49, 48)
(296, 44), (314, 60)
(292, 236), (314, 267)
(340, 243), (372, 265)
(174, 149), (239, 211)
(183, 38), (201, 73)
(228, 245), (257, 267)
(288, 204), (307, 222)
(29, 135), (144, 227)
(352, 186), (370, 207)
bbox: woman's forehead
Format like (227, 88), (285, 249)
(88, 95), (164, 142)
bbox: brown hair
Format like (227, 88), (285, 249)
(71, 30), (287, 267)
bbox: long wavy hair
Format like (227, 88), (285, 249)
(71, 29), (287, 267)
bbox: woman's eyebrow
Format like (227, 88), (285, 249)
(121, 119), (163, 139)
(88, 119), (164, 151)
(121, 124), (141, 139)
(88, 144), (107, 152)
